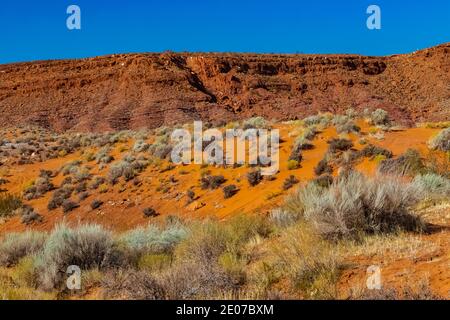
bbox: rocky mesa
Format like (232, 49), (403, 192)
(0, 43), (449, 132)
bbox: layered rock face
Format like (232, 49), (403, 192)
(0, 43), (449, 132)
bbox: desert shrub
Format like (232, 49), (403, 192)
(95, 146), (114, 164)
(186, 189), (196, 204)
(360, 144), (393, 159)
(90, 199), (103, 210)
(378, 149), (426, 176)
(200, 175), (226, 190)
(302, 126), (319, 140)
(428, 127), (450, 152)
(247, 169), (262, 186)
(311, 174), (333, 188)
(0, 193), (22, 218)
(62, 200), (79, 214)
(107, 161), (134, 185)
(288, 146), (303, 162)
(269, 208), (300, 228)
(327, 138), (354, 153)
(89, 176), (106, 190)
(336, 121), (361, 134)
(18, 205), (43, 225)
(273, 224), (340, 298)
(138, 253), (172, 273)
(35, 224), (118, 290)
(157, 262), (232, 300)
(165, 216), (269, 299)
(243, 116), (268, 129)
(74, 182), (87, 194)
(370, 109), (390, 126)
(133, 140), (150, 153)
(120, 223), (188, 256)
(345, 108), (358, 119)
(38, 169), (54, 179)
(61, 160), (82, 176)
(283, 175), (300, 190)
(285, 171), (424, 239)
(314, 159), (333, 176)
(223, 185), (239, 199)
(287, 159), (300, 170)
(0, 231), (47, 267)
(293, 137), (314, 151)
(149, 144), (173, 160)
(303, 114), (331, 127)
(78, 191), (89, 201)
(412, 173), (450, 200)
(143, 207), (159, 218)
(47, 185), (73, 210)
(23, 177), (55, 200)
(102, 269), (165, 300)
(72, 167), (91, 183)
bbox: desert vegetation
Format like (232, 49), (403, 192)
(0, 112), (448, 300)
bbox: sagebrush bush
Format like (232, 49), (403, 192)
(143, 207), (159, 218)
(0, 231), (47, 267)
(360, 144), (393, 159)
(273, 223), (340, 298)
(378, 149), (426, 176)
(285, 171), (424, 239)
(247, 169), (262, 186)
(120, 223), (188, 256)
(200, 175), (226, 190)
(314, 158), (333, 176)
(102, 269), (165, 300)
(370, 109), (390, 126)
(327, 138), (353, 153)
(282, 175), (299, 190)
(428, 127), (450, 152)
(0, 193), (22, 218)
(242, 116), (268, 129)
(269, 208), (300, 228)
(287, 159), (300, 170)
(223, 184), (239, 199)
(35, 224), (119, 290)
(412, 173), (450, 200)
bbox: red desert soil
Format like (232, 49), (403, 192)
(0, 44), (449, 132)
(0, 122), (441, 234)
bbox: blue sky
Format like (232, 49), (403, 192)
(0, 0), (449, 63)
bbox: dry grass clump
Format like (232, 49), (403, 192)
(200, 174), (226, 190)
(271, 223), (340, 298)
(247, 169), (263, 186)
(412, 173), (450, 200)
(360, 144), (393, 159)
(223, 184), (239, 198)
(282, 175), (299, 190)
(102, 269), (165, 300)
(378, 148), (426, 176)
(0, 193), (22, 218)
(333, 115), (361, 134)
(285, 171), (424, 239)
(0, 231), (47, 267)
(428, 127), (450, 151)
(369, 108), (390, 126)
(34, 224), (121, 290)
(327, 138), (354, 153)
